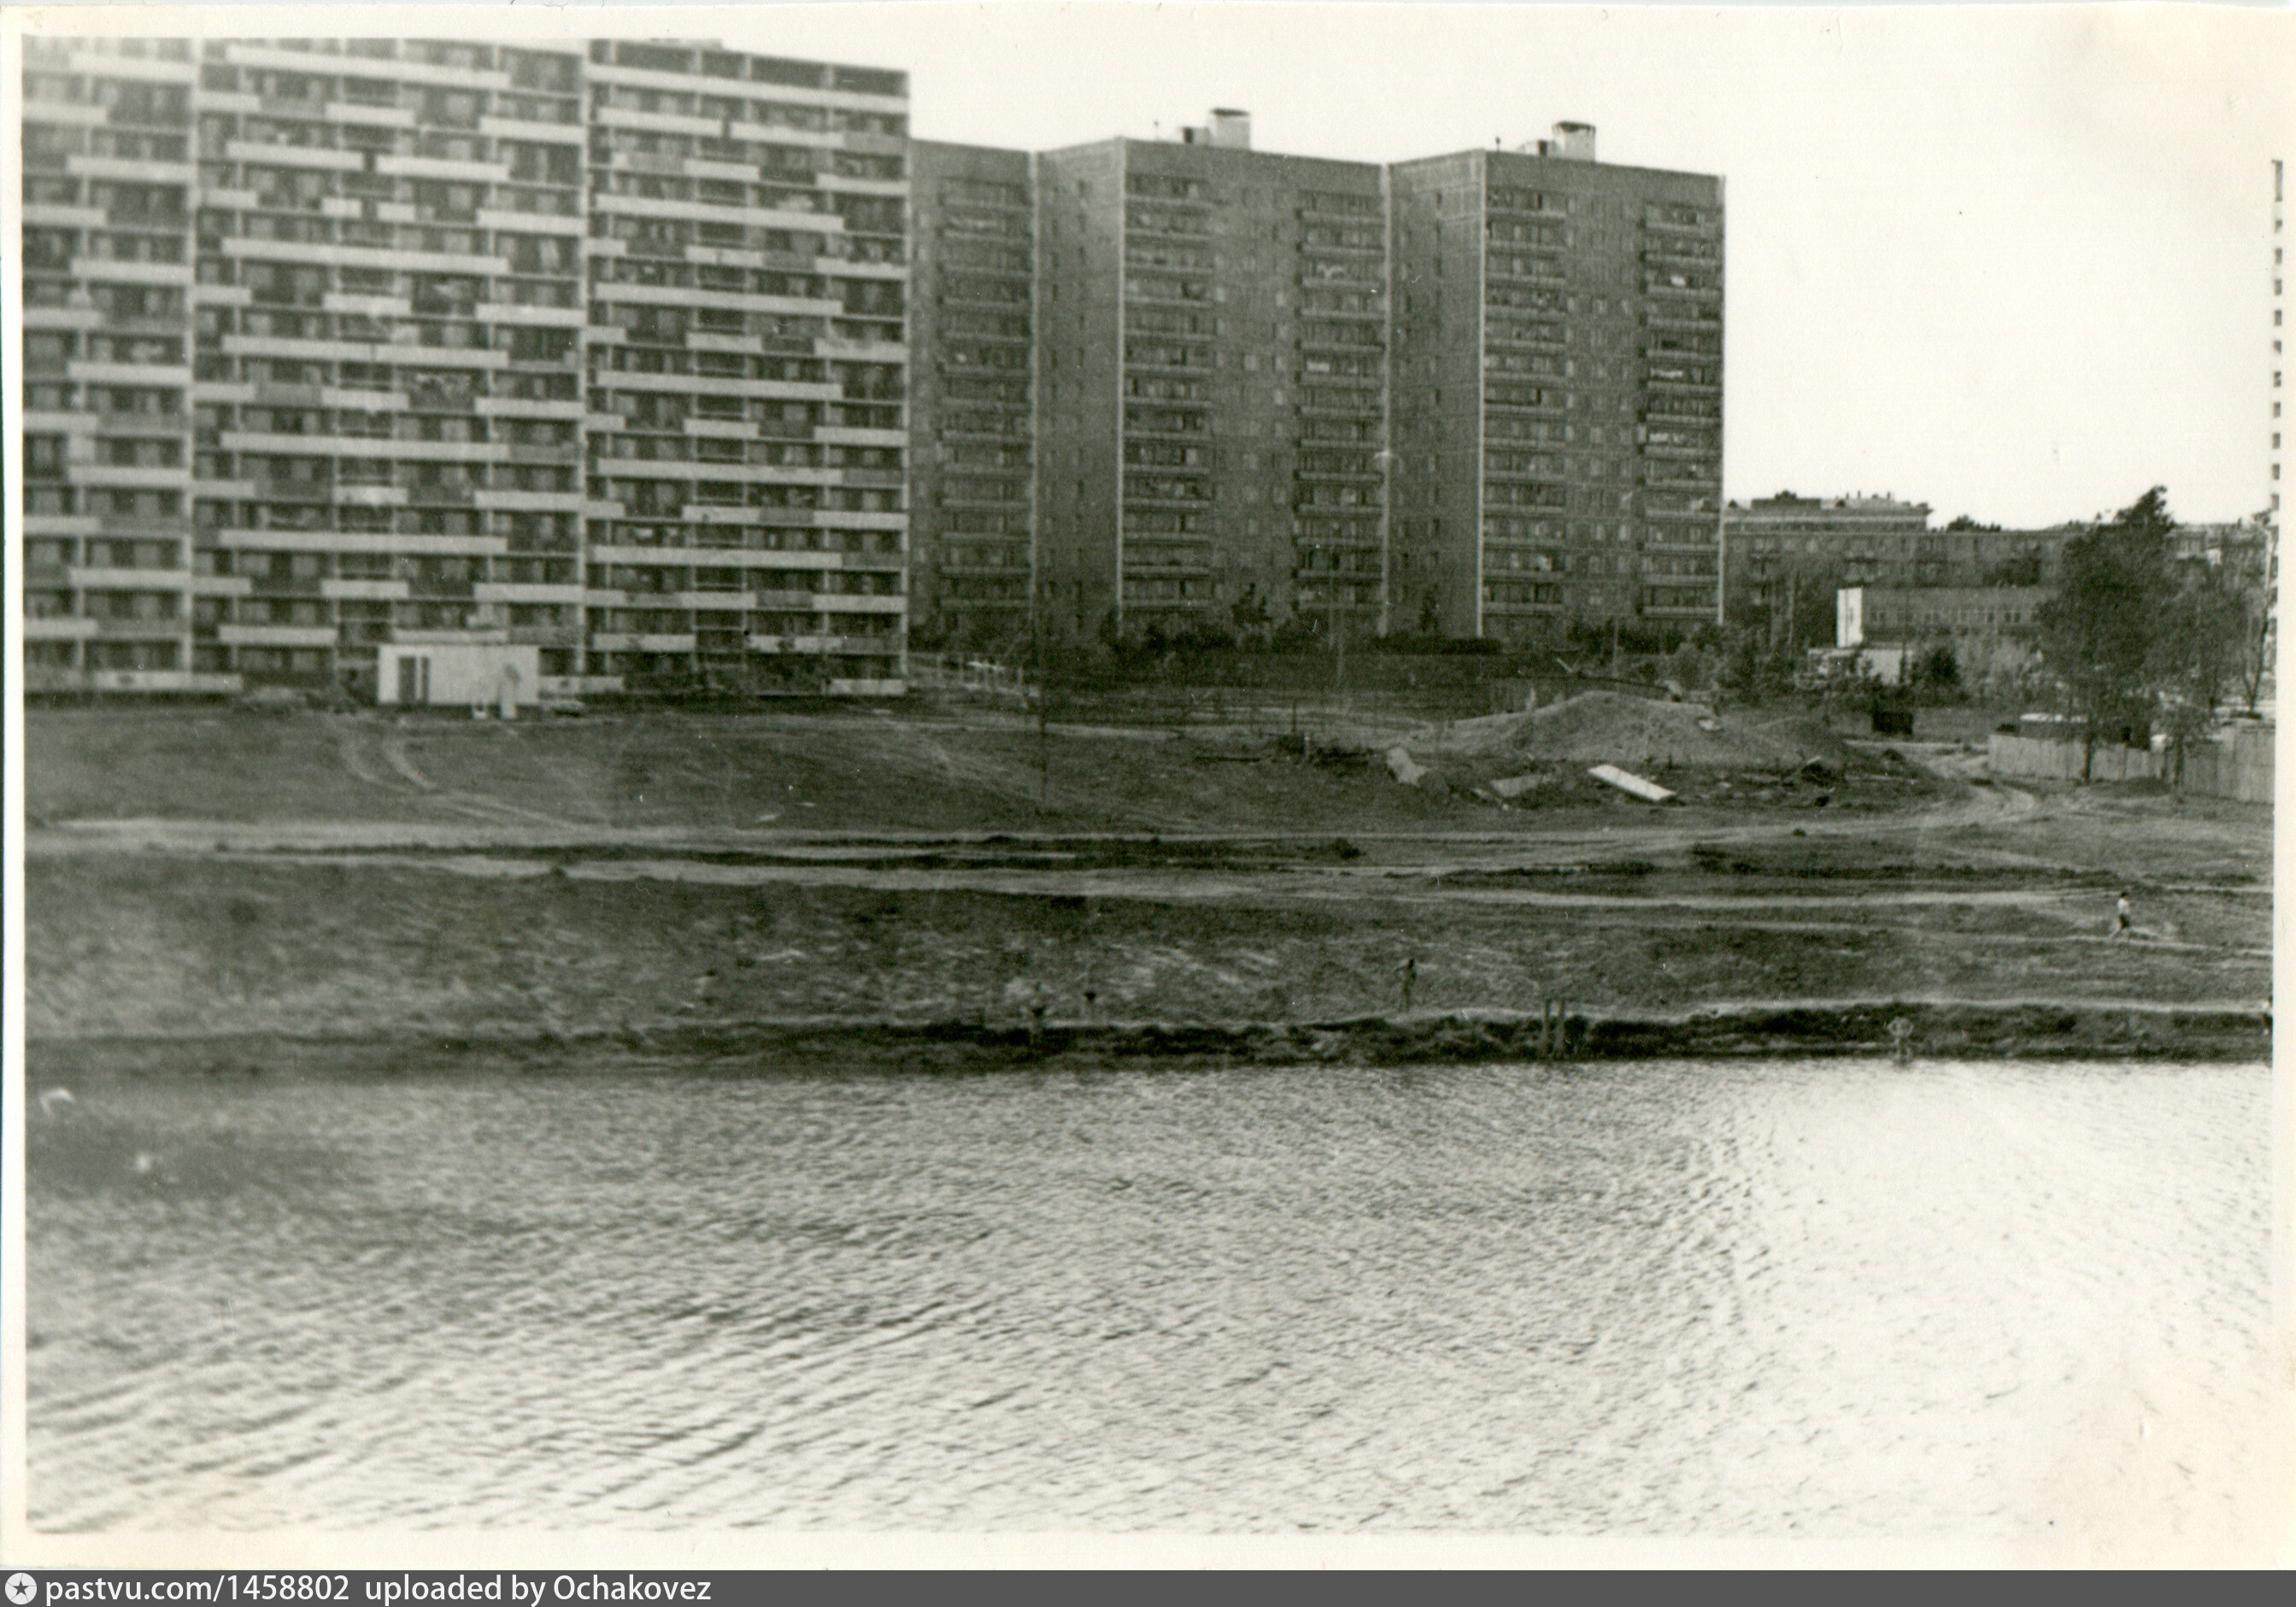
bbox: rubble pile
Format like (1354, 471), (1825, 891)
(1396, 690), (1855, 793)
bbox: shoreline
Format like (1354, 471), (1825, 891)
(26, 1001), (2271, 1078)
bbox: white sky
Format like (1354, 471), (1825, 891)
(687, 1), (2293, 528)
(30, 3), (2296, 525)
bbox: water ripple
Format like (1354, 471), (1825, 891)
(26, 1058), (2274, 1540)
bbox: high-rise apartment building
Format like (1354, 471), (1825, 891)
(21, 34), (908, 700)
(2266, 156), (2281, 689)
(23, 44), (1727, 697)
(21, 38), (202, 692)
(190, 38), (590, 696)
(904, 117), (1723, 651)
(1389, 130), (1723, 644)
(581, 38), (909, 695)
(907, 140), (1036, 651)
(1032, 120), (1390, 643)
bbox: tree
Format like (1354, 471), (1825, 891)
(2036, 487), (2176, 779)
(1912, 643), (1961, 700)
(2222, 523), (2276, 714)
(2151, 560), (2249, 783)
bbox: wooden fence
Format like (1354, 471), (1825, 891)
(1986, 726), (2271, 802)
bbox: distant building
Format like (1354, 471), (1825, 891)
(1838, 584), (2050, 648)
(1723, 492), (2093, 620)
(1389, 129), (1726, 643)
(906, 115), (1726, 650)
(1723, 494), (1932, 619)
(907, 140), (1036, 651)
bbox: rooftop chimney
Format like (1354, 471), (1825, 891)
(1536, 121), (1597, 161)
(1208, 109), (1252, 150)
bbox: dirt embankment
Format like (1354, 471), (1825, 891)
(25, 700), (1943, 840)
(22, 842), (2270, 1070)
(21, 704), (2270, 1070)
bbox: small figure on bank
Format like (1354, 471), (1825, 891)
(2112, 891), (2133, 940)
(1400, 956), (1417, 1013)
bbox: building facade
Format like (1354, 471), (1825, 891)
(1389, 129), (1725, 645)
(21, 38), (204, 692)
(2267, 155), (2281, 691)
(1030, 122), (1392, 643)
(24, 44), (1729, 695)
(1841, 584), (2051, 647)
(906, 117), (1725, 650)
(1720, 492), (2099, 622)
(907, 140), (1036, 652)
(22, 34), (909, 699)
(576, 39), (910, 695)
(1721, 493), (1935, 619)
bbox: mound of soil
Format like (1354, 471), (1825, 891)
(1411, 691), (1854, 776)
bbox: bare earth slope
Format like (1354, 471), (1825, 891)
(21, 706), (2270, 1065)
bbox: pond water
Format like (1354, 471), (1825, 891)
(23, 1057), (2277, 1542)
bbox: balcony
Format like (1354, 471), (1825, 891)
(1645, 278), (1722, 301)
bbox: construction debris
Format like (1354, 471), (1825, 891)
(1588, 764), (1678, 804)
(1406, 691), (1853, 775)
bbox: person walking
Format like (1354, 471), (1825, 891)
(1399, 955), (1417, 1013)
(2112, 891), (2133, 940)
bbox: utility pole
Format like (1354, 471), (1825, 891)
(1036, 620), (1049, 814)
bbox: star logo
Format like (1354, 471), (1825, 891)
(6, 1573), (38, 1606)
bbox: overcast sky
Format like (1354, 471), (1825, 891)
(681, 2), (2290, 528)
(41, 3), (2296, 525)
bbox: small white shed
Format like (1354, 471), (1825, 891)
(377, 642), (541, 715)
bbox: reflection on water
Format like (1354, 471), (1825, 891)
(25, 1059), (2276, 1539)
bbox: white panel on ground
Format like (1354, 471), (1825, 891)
(1588, 764), (1676, 803)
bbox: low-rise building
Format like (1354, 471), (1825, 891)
(1840, 584), (2051, 648)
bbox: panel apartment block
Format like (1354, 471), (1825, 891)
(21, 38), (203, 692)
(908, 140), (1035, 651)
(21, 34), (909, 700)
(1389, 130), (1723, 643)
(1033, 125), (1389, 642)
(175, 37), (589, 696)
(580, 39), (909, 695)
(2269, 156), (2282, 688)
